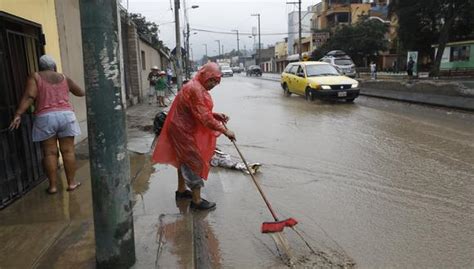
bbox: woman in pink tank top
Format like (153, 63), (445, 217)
(9, 55), (85, 194)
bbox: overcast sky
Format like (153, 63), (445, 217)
(123, 0), (317, 60)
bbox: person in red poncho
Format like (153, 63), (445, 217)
(152, 62), (236, 210)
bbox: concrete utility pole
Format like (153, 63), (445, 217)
(174, 0), (183, 90)
(203, 43), (208, 56)
(298, 0), (302, 61)
(232, 29), (240, 54)
(251, 14), (261, 65)
(78, 0), (135, 268)
(183, 3), (198, 79)
(215, 39), (221, 56)
(186, 23), (190, 79)
(287, 0), (302, 60)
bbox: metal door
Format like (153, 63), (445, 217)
(0, 12), (45, 209)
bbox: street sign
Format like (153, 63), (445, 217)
(313, 32), (330, 48)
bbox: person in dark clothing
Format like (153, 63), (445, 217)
(407, 57), (415, 79)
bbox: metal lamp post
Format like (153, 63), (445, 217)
(231, 29), (240, 54)
(184, 4), (199, 79)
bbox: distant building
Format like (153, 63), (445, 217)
(275, 39), (289, 73)
(288, 10), (311, 55)
(312, 0), (371, 31)
(260, 46), (276, 73)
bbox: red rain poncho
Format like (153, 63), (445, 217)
(152, 63), (225, 179)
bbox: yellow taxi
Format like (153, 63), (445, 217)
(280, 61), (360, 102)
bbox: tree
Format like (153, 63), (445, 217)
(390, 0), (474, 76)
(311, 17), (389, 66)
(128, 13), (169, 53)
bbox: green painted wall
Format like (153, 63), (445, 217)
(440, 43), (474, 70)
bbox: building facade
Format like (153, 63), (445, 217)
(312, 0), (372, 32)
(0, 1), (169, 208)
(275, 40), (289, 73)
(259, 46), (276, 73)
(287, 10), (312, 55)
(139, 36), (164, 99)
(0, 0), (88, 208)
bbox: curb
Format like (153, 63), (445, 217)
(252, 76), (474, 112)
(359, 89), (474, 112)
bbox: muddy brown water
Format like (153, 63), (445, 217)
(178, 75), (473, 268)
(129, 75), (473, 268)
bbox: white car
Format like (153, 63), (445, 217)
(320, 53), (357, 78)
(220, 66), (234, 77)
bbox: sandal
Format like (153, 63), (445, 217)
(45, 188), (58, 195)
(66, 182), (82, 192)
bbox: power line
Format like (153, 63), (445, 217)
(190, 27), (312, 36)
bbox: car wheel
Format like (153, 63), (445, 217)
(283, 84), (291, 96)
(346, 98), (355, 103)
(305, 88), (315, 101)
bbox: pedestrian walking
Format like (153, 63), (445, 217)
(148, 66), (160, 104)
(152, 62), (236, 210)
(407, 57), (415, 79)
(370, 61), (377, 80)
(155, 71), (168, 107)
(9, 55), (84, 194)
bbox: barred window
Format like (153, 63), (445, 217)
(450, 46), (470, 62)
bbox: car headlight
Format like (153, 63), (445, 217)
(321, 85), (331, 90)
(351, 83), (359, 88)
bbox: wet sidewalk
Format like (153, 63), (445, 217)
(0, 97), (199, 268)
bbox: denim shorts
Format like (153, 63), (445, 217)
(32, 111), (81, 142)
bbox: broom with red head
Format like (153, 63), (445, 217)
(223, 124), (298, 234)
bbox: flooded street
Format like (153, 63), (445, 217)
(171, 74), (474, 268)
(1, 74), (472, 269)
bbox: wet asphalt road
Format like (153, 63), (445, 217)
(185, 74), (474, 268)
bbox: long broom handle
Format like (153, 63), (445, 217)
(223, 123), (279, 222)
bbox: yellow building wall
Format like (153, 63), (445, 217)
(350, 4), (371, 24)
(275, 42), (288, 59)
(0, 0), (63, 71)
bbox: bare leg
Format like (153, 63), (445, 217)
(41, 137), (59, 193)
(192, 187), (201, 204)
(177, 168), (186, 193)
(58, 136), (78, 189)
